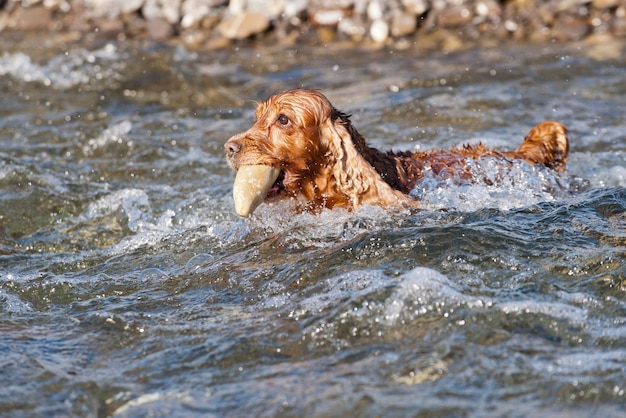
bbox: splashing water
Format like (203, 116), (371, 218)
(0, 43), (123, 89)
(412, 157), (578, 211)
(1, 40), (625, 417)
(82, 120), (133, 156)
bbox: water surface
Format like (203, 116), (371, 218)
(1, 39), (625, 417)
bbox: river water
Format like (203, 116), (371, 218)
(1, 38), (625, 417)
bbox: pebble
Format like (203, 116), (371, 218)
(551, 14), (590, 41)
(0, 0), (624, 47)
(180, 0), (220, 28)
(14, 5), (52, 31)
(592, 0), (619, 7)
(146, 16), (174, 40)
(367, 1), (384, 21)
(309, 8), (350, 27)
(391, 12), (417, 37)
(370, 18), (389, 43)
(338, 18), (367, 39)
(437, 5), (473, 27)
(217, 12), (269, 40)
(402, 0), (428, 16)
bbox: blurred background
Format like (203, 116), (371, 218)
(1, 0), (624, 49)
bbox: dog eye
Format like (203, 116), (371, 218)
(277, 114), (290, 126)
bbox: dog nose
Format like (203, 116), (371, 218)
(224, 139), (241, 156)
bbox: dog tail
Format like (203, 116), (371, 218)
(514, 121), (569, 172)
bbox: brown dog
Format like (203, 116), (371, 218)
(225, 88), (569, 217)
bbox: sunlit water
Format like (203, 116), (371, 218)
(1, 39), (625, 417)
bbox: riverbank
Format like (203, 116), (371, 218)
(1, 0), (625, 50)
(1, 34), (626, 417)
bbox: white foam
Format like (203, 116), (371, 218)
(605, 165), (626, 187)
(379, 267), (591, 328)
(574, 155), (625, 188)
(0, 159), (70, 194)
(0, 287), (34, 314)
(0, 44), (122, 89)
(0, 52), (52, 86)
(411, 157), (572, 211)
(498, 300), (588, 325)
(82, 120), (133, 156)
(243, 201), (406, 249)
(112, 390), (203, 417)
(295, 270), (388, 318)
(382, 267), (489, 325)
(533, 349), (626, 380)
(84, 188), (153, 233)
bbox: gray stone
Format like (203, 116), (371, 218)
(146, 16), (174, 39)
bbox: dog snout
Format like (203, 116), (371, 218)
(224, 138), (242, 157)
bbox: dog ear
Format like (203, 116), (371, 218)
(319, 109), (409, 207)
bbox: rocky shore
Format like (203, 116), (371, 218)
(1, 0), (625, 49)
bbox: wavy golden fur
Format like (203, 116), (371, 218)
(225, 88), (569, 213)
